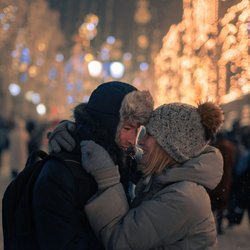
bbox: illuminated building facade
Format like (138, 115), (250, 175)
(154, 0), (249, 128)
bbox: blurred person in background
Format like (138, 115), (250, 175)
(227, 124), (250, 228)
(9, 117), (30, 178)
(0, 116), (10, 171)
(26, 119), (47, 154)
(226, 122), (250, 227)
(208, 132), (236, 234)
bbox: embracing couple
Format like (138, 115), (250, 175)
(26, 81), (224, 249)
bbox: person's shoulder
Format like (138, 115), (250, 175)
(41, 157), (95, 185)
(36, 158), (74, 185)
(160, 181), (209, 211)
(158, 181), (204, 201)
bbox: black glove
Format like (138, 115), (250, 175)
(48, 120), (76, 153)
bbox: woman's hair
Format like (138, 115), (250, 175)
(140, 142), (176, 176)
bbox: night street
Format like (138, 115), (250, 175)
(0, 0), (249, 249)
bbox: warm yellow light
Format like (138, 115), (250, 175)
(85, 14), (99, 26)
(154, 0), (249, 107)
(28, 65), (38, 77)
(84, 53), (94, 62)
(25, 91), (34, 101)
(19, 63), (28, 72)
(137, 35), (149, 49)
(242, 84), (250, 94)
(205, 39), (216, 50)
(221, 91), (240, 104)
(37, 42), (46, 52)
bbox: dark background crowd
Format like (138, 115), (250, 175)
(208, 121), (250, 234)
(0, 116), (58, 178)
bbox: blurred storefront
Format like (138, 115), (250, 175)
(154, 0), (249, 111)
(222, 94), (250, 129)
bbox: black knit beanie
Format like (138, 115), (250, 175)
(86, 81), (137, 138)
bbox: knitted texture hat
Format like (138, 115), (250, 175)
(146, 102), (224, 163)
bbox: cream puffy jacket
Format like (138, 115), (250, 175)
(85, 146), (223, 250)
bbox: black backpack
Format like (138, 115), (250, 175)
(2, 150), (81, 250)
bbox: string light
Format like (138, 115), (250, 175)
(1, 0), (66, 119)
(218, 0), (250, 103)
(154, 0), (219, 106)
(154, 0), (249, 107)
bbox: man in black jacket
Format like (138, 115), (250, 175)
(33, 81), (153, 250)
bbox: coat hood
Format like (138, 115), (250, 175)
(86, 81), (137, 139)
(72, 103), (123, 166)
(155, 145), (223, 190)
(85, 81), (154, 140)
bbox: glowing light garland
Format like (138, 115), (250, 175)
(154, 0), (219, 106)
(218, 0), (250, 104)
(154, 0), (249, 107)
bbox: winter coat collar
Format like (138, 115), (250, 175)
(151, 145), (223, 190)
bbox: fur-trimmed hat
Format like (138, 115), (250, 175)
(86, 81), (154, 138)
(118, 90), (154, 126)
(146, 102), (224, 163)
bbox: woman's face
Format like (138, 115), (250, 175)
(138, 132), (157, 165)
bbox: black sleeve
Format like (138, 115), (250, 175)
(32, 159), (102, 250)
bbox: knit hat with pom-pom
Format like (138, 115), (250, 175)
(145, 102), (224, 163)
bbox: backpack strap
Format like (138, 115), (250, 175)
(25, 150), (49, 167)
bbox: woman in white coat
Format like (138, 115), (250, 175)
(81, 101), (224, 250)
